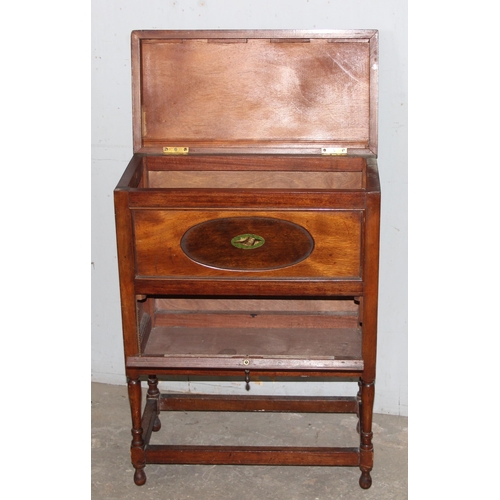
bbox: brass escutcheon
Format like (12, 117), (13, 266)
(243, 359), (250, 366)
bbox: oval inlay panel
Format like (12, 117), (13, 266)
(181, 217), (314, 271)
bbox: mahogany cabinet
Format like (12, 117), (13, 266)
(114, 29), (380, 490)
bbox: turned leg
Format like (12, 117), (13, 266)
(358, 379), (375, 489)
(128, 377), (146, 485)
(147, 375), (161, 432)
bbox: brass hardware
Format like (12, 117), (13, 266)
(243, 359), (250, 366)
(321, 147), (347, 155)
(163, 146), (189, 155)
(231, 234), (265, 250)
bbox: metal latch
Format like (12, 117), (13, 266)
(163, 146), (189, 155)
(321, 147), (347, 155)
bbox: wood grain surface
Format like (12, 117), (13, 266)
(133, 210), (362, 278)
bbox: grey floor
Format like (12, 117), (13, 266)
(92, 382), (407, 500)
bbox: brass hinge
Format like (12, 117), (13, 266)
(163, 146), (189, 155)
(321, 147), (347, 156)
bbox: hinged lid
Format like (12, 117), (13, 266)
(131, 30), (378, 156)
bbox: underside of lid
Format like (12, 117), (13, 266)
(131, 30), (378, 156)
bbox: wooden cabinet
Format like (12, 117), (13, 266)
(114, 29), (380, 490)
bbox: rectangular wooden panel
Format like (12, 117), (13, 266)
(132, 30), (378, 153)
(145, 445), (360, 466)
(128, 190), (367, 210)
(140, 39), (369, 146)
(154, 298), (359, 312)
(138, 325), (363, 371)
(153, 311), (358, 329)
(159, 394), (358, 413)
(133, 210), (362, 279)
(148, 171), (362, 189)
(134, 277), (363, 297)
(145, 155), (367, 172)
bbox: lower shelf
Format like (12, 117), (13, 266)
(129, 325), (363, 371)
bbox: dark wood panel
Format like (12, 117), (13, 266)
(146, 155), (366, 171)
(133, 210), (362, 279)
(126, 367), (363, 378)
(139, 38), (370, 148)
(143, 326), (361, 358)
(159, 394), (358, 413)
(180, 216), (314, 271)
(145, 445), (360, 466)
(134, 277), (364, 296)
(128, 189), (367, 209)
(153, 311), (359, 330)
(149, 171), (363, 189)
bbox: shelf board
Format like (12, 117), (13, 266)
(127, 326), (363, 371)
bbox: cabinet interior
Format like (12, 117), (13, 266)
(136, 297), (362, 362)
(138, 156), (367, 190)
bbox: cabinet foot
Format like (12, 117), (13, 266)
(359, 470), (372, 489)
(134, 467), (146, 486)
(153, 415), (162, 432)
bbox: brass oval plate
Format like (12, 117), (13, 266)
(181, 217), (314, 271)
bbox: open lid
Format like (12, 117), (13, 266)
(131, 30), (378, 156)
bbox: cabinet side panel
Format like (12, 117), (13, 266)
(114, 190), (140, 357)
(362, 161), (381, 379)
